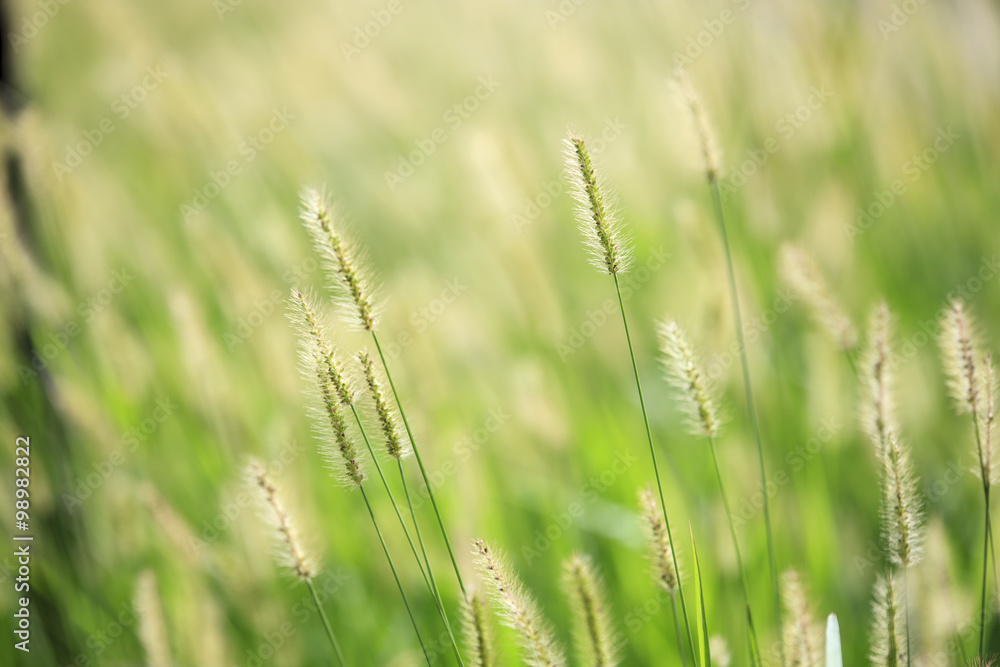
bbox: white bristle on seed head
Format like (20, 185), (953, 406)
(860, 301), (897, 454)
(248, 458), (318, 580)
(673, 67), (721, 182)
(940, 298), (983, 416)
(658, 319), (721, 439)
(473, 539), (566, 667)
(563, 554), (620, 667)
(288, 289), (366, 487)
(781, 570), (822, 667)
(461, 587), (496, 667)
(869, 572), (904, 667)
(779, 243), (858, 351)
(357, 350), (409, 460)
(980, 354), (998, 486)
(880, 431), (924, 569)
(563, 132), (633, 276)
(299, 186), (380, 331)
(638, 487), (679, 594)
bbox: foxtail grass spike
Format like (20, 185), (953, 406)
(880, 431), (924, 570)
(563, 554), (620, 667)
(473, 539), (566, 667)
(941, 298), (984, 418)
(359, 350), (408, 459)
(249, 458), (318, 580)
(290, 289), (365, 487)
(659, 319), (721, 438)
(136, 571), (171, 667)
(870, 573), (903, 667)
(564, 132), (632, 275)
(980, 354), (998, 486)
(300, 186), (377, 331)
(639, 487), (679, 594)
(780, 571), (821, 667)
(674, 68), (721, 183)
(461, 589), (495, 667)
(779, 243), (858, 352)
(861, 303), (897, 454)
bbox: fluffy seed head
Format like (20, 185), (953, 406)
(780, 244), (857, 351)
(658, 320), (721, 438)
(781, 570), (822, 667)
(880, 431), (924, 569)
(564, 132), (632, 275)
(299, 186), (377, 331)
(135, 571), (171, 667)
(289, 289), (365, 486)
(940, 298), (982, 416)
(673, 68), (721, 182)
(563, 554), (620, 667)
(473, 539), (566, 667)
(461, 589), (495, 667)
(638, 487), (678, 593)
(248, 458), (318, 580)
(869, 572), (904, 667)
(709, 637), (732, 667)
(358, 350), (407, 459)
(860, 302), (897, 454)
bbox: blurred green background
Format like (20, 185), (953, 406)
(2, 0), (999, 664)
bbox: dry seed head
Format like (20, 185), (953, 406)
(869, 572), (904, 667)
(358, 350), (408, 459)
(472, 539), (567, 667)
(658, 320), (721, 438)
(289, 289), (365, 486)
(461, 588), (496, 667)
(781, 570), (822, 667)
(248, 458), (318, 580)
(135, 571), (171, 667)
(779, 244), (858, 351)
(940, 298), (982, 416)
(880, 431), (924, 569)
(563, 554), (620, 667)
(860, 302), (898, 454)
(980, 354), (998, 485)
(638, 487), (678, 593)
(299, 186), (378, 331)
(564, 132), (633, 275)
(673, 68), (721, 182)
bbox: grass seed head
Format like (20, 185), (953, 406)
(358, 349), (407, 459)
(781, 570), (821, 667)
(658, 319), (721, 438)
(638, 487), (679, 594)
(880, 431), (924, 569)
(673, 68), (721, 183)
(940, 298), (982, 416)
(563, 554), (620, 667)
(299, 186), (378, 331)
(869, 572), (904, 667)
(461, 588), (496, 667)
(473, 539), (566, 667)
(248, 458), (318, 580)
(780, 243), (858, 351)
(860, 301), (897, 454)
(564, 132), (632, 276)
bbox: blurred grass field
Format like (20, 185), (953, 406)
(2, 0), (1000, 664)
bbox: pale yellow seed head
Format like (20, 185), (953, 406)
(248, 458), (318, 580)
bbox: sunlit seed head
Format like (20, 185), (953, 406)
(563, 554), (620, 667)
(248, 458), (318, 580)
(869, 572), (903, 667)
(658, 320), (721, 439)
(564, 132), (632, 276)
(779, 243), (858, 351)
(880, 432), (924, 569)
(358, 350), (407, 459)
(940, 298), (982, 416)
(673, 68), (721, 183)
(980, 354), (998, 486)
(860, 301), (897, 454)
(781, 570), (821, 667)
(638, 487), (678, 594)
(461, 588), (495, 667)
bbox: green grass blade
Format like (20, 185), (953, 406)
(689, 524), (711, 667)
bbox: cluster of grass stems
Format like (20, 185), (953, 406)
(225, 73), (999, 667)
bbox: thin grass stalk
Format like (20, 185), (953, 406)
(360, 485), (432, 666)
(708, 179), (782, 651)
(371, 329), (467, 596)
(707, 435), (762, 667)
(306, 578), (347, 667)
(348, 403), (464, 666)
(613, 274), (695, 665)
